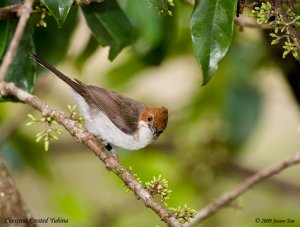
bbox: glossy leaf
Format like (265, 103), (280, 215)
(81, 1), (134, 60)
(190, 0), (237, 85)
(0, 19), (36, 102)
(40, 0), (74, 27)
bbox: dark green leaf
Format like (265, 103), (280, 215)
(32, 6), (78, 64)
(0, 18), (36, 102)
(190, 0), (237, 85)
(0, 20), (9, 59)
(40, 0), (74, 27)
(0, 0), (20, 7)
(0, 0), (21, 61)
(81, 1), (134, 60)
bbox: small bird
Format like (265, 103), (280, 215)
(30, 54), (168, 150)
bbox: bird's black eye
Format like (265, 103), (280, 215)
(147, 115), (153, 122)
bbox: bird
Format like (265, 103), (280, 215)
(30, 54), (168, 151)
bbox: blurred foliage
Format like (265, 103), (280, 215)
(0, 1), (300, 227)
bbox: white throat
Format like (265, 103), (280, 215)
(72, 91), (154, 150)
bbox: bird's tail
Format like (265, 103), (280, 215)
(29, 53), (83, 94)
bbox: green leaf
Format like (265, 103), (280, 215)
(190, 0), (237, 85)
(40, 0), (74, 27)
(81, 1), (134, 60)
(0, 20), (9, 59)
(0, 0), (20, 7)
(0, 18), (36, 102)
(0, 0), (20, 61)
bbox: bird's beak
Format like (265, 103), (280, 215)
(152, 128), (163, 139)
(149, 126), (158, 139)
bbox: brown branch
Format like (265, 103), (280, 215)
(0, 158), (36, 227)
(181, 0), (271, 29)
(184, 152), (300, 226)
(0, 0), (32, 82)
(0, 76), (53, 143)
(228, 162), (300, 194)
(76, 0), (104, 4)
(0, 0), (104, 21)
(0, 4), (21, 20)
(0, 82), (182, 227)
(234, 17), (273, 29)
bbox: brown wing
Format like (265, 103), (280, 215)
(74, 79), (145, 135)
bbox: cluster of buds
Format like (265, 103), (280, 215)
(145, 174), (172, 202)
(250, 2), (300, 60)
(169, 204), (197, 224)
(33, 3), (51, 27)
(27, 112), (62, 151)
(68, 105), (84, 127)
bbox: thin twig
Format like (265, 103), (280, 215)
(76, 0), (104, 5)
(0, 0), (32, 82)
(228, 162), (300, 194)
(234, 17), (273, 29)
(184, 152), (300, 226)
(0, 82), (182, 227)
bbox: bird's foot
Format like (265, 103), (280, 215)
(103, 141), (119, 161)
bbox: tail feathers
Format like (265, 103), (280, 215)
(29, 53), (83, 94)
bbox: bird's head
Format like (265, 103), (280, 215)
(139, 106), (168, 139)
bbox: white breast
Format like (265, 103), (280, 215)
(72, 91), (154, 150)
